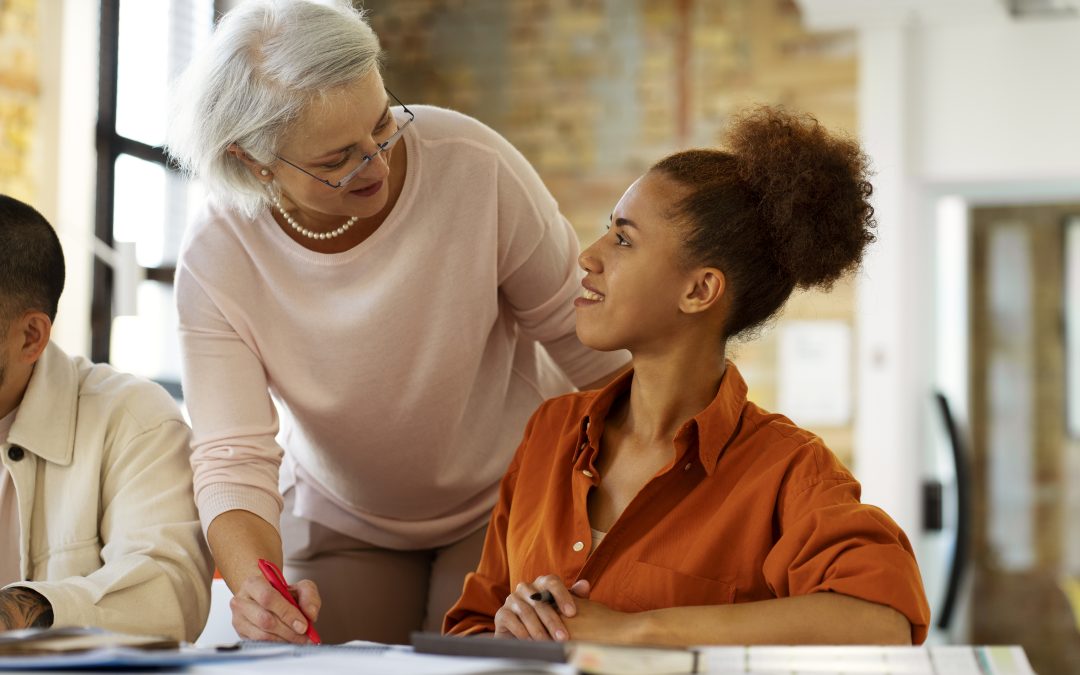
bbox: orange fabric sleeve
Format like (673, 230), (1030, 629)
(442, 422), (530, 635)
(762, 448), (931, 644)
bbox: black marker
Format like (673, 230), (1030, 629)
(529, 590), (556, 606)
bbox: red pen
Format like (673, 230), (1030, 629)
(257, 558), (321, 644)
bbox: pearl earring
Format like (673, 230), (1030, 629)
(260, 169), (269, 176)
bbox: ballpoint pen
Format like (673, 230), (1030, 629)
(256, 558), (322, 645)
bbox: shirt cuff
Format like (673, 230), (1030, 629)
(196, 483), (284, 537)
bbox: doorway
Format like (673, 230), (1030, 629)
(968, 202), (1080, 674)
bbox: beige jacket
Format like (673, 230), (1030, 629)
(0, 342), (212, 642)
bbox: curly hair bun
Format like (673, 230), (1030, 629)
(727, 106), (876, 290)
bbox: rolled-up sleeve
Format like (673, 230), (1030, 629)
(763, 463), (931, 645)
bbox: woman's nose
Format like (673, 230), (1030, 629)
(579, 240), (602, 273)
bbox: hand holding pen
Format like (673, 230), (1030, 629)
(494, 574), (591, 641)
(256, 559), (322, 644)
(231, 560), (322, 644)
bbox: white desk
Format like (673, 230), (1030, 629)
(0, 643), (1036, 674)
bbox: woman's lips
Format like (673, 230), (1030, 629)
(350, 180), (383, 197)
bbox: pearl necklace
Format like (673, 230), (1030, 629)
(271, 194), (359, 240)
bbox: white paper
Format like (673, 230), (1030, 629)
(777, 320), (852, 426)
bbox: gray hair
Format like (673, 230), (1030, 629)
(167, 0), (383, 216)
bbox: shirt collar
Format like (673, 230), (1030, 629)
(7, 342), (78, 466)
(573, 361), (750, 475)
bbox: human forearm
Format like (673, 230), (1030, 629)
(0, 588), (53, 630)
(207, 509), (284, 593)
(576, 593), (912, 647)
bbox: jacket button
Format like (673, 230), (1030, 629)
(7, 446), (24, 461)
(572, 541), (585, 552)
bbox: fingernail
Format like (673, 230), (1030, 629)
(292, 620), (306, 633)
(563, 604), (574, 615)
(555, 630), (567, 641)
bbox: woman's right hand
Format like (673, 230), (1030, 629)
(493, 575), (587, 641)
(229, 571), (322, 644)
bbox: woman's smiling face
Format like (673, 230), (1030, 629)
(575, 171), (704, 354)
(270, 70), (401, 221)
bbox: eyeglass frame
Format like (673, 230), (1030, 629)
(271, 88), (415, 190)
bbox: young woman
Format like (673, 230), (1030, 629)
(444, 107), (930, 645)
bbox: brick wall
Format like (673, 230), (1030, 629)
(0, 0), (39, 203)
(366, 0), (858, 462)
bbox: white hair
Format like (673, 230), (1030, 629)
(166, 0), (383, 216)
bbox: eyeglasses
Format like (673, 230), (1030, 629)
(273, 89), (415, 190)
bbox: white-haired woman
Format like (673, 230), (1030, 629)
(167, 0), (628, 645)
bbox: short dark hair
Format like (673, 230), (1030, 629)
(0, 195), (66, 325)
(652, 106), (876, 340)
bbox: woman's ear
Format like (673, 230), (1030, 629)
(227, 143), (273, 182)
(679, 267), (725, 315)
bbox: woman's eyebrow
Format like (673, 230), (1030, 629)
(309, 101), (392, 160)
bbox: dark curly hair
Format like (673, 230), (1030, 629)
(651, 106), (876, 340)
(0, 195), (65, 326)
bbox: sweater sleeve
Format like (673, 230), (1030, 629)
(761, 447), (931, 645)
(13, 420), (213, 642)
(487, 129), (629, 387)
(175, 257), (285, 535)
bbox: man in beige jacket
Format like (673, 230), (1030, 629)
(0, 195), (212, 642)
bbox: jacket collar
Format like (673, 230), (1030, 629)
(573, 361), (749, 475)
(7, 342), (78, 466)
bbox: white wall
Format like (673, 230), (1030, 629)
(798, 0), (1080, 638)
(36, 0), (99, 357)
(914, 17), (1080, 181)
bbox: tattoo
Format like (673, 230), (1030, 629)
(0, 588), (54, 630)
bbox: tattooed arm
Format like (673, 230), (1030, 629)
(0, 588), (54, 630)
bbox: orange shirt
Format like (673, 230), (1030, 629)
(444, 363), (930, 643)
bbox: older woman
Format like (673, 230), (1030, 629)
(166, 0), (627, 645)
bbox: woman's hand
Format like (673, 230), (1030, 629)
(229, 570), (322, 643)
(493, 576), (590, 641)
(563, 593), (639, 644)
(208, 510), (320, 643)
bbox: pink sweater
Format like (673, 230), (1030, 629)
(176, 106), (628, 549)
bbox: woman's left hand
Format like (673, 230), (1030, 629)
(563, 593), (639, 644)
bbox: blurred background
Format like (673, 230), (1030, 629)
(1, 0), (1078, 670)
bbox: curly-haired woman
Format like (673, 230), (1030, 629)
(445, 107), (930, 645)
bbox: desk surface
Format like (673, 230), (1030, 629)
(0, 643), (1036, 674)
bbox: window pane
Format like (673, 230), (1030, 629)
(110, 280), (182, 389)
(116, 0), (214, 146)
(114, 153), (203, 267)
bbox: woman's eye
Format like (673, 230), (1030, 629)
(615, 232), (630, 246)
(322, 156), (348, 169)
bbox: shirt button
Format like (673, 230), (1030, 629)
(582, 470), (593, 478)
(7, 446), (25, 462)
(573, 541), (585, 552)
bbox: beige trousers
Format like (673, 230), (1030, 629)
(281, 491), (487, 645)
